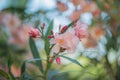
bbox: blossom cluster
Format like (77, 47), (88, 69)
(29, 21), (88, 64)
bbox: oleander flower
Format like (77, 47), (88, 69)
(50, 27), (79, 53)
(74, 22), (88, 40)
(28, 27), (40, 38)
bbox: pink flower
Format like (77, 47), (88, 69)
(74, 22), (88, 40)
(28, 27), (40, 38)
(56, 57), (61, 64)
(50, 28), (79, 53)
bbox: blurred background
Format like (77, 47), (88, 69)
(0, 0), (120, 80)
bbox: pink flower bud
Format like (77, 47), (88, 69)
(49, 58), (53, 63)
(48, 35), (54, 38)
(28, 27), (40, 38)
(61, 25), (67, 33)
(56, 57), (61, 65)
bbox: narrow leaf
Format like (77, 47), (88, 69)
(21, 58), (45, 74)
(44, 20), (54, 55)
(94, 0), (104, 10)
(21, 61), (26, 74)
(29, 37), (44, 73)
(21, 72), (34, 80)
(60, 55), (84, 67)
(0, 69), (10, 79)
(45, 20), (54, 37)
(51, 72), (68, 80)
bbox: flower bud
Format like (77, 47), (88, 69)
(56, 57), (61, 65)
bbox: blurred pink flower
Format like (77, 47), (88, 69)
(11, 65), (21, 77)
(57, 1), (68, 12)
(50, 27), (79, 53)
(91, 26), (104, 40)
(28, 27), (40, 38)
(70, 0), (81, 6)
(9, 26), (30, 47)
(82, 35), (97, 48)
(56, 57), (61, 64)
(69, 11), (80, 21)
(74, 22), (88, 40)
(3, 13), (21, 29)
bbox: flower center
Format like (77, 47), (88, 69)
(58, 39), (64, 45)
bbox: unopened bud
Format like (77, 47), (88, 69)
(61, 25), (67, 33)
(48, 35), (54, 38)
(56, 57), (61, 65)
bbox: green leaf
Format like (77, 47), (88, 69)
(50, 72), (68, 80)
(29, 37), (44, 73)
(94, 0), (104, 10)
(0, 69), (10, 80)
(21, 61), (26, 75)
(44, 20), (54, 55)
(60, 55), (84, 67)
(20, 72), (34, 80)
(45, 20), (54, 37)
(21, 58), (45, 74)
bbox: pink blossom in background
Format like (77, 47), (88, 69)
(69, 11), (81, 21)
(9, 26), (30, 47)
(3, 13), (21, 29)
(28, 27), (40, 38)
(82, 35), (97, 48)
(91, 26), (104, 40)
(70, 0), (81, 6)
(50, 27), (79, 53)
(57, 1), (68, 12)
(74, 22), (88, 40)
(11, 65), (21, 77)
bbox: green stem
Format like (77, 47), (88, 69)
(44, 58), (51, 80)
(104, 55), (115, 80)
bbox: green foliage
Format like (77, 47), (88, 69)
(0, 69), (10, 80)
(60, 55), (84, 68)
(45, 20), (54, 37)
(21, 58), (45, 75)
(29, 37), (44, 73)
(44, 20), (54, 55)
(20, 72), (34, 80)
